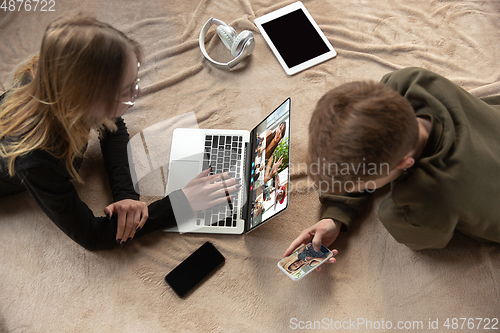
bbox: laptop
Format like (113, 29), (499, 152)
(164, 98), (291, 234)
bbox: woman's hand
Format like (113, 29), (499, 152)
(182, 168), (240, 212)
(283, 219), (341, 271)
(104, 199), (148, 244)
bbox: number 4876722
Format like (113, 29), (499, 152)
(1, 0), (55, 11)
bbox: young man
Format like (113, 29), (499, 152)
(285, 67), (500, 259)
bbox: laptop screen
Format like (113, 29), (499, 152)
(247, 98), (291, 231)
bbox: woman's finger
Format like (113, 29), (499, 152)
(128, 208), (142, 239)
(206, 180), (240, 200)
(104, 204), (114, 219)
(206, 172), (230, 185)
(184, 168), (212, 187)
(137, 205), (149, 230)
(203, 183), (242, 207)
(122, 211), (135, 242)
(115, 209), (126, 243)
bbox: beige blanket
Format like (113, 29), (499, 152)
(1, 0), (499, 332)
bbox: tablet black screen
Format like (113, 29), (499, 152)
(261, 9), (330, 68)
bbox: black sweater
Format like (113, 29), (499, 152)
(1, 93), (190, 251)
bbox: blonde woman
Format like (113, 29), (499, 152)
(0, 15), (238, 251)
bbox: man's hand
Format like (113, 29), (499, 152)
(104, 199), (148, 245)
(283, 219), (341, 271)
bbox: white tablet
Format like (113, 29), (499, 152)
(255, 1), (337, 75)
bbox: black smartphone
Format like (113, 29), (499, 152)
(165, 241), (225, 297)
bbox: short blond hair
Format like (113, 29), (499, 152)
(308, 81), (419, 191)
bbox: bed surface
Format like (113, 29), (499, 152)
(1, 0), (499, 332)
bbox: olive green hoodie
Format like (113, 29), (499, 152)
(320, 67), (500, 250)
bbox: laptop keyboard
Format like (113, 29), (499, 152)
(197, 134), (243, 227)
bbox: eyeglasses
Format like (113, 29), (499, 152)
(121, 62), (141, 107)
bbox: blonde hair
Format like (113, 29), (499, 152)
(0, 14), (142, 182)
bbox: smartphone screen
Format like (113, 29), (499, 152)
(277, 242), (332, 281)
(165, 241), (225, 297)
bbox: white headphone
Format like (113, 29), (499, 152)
(199, 18), (255, 70)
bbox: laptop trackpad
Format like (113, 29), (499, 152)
(168, 160), (200, 192)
